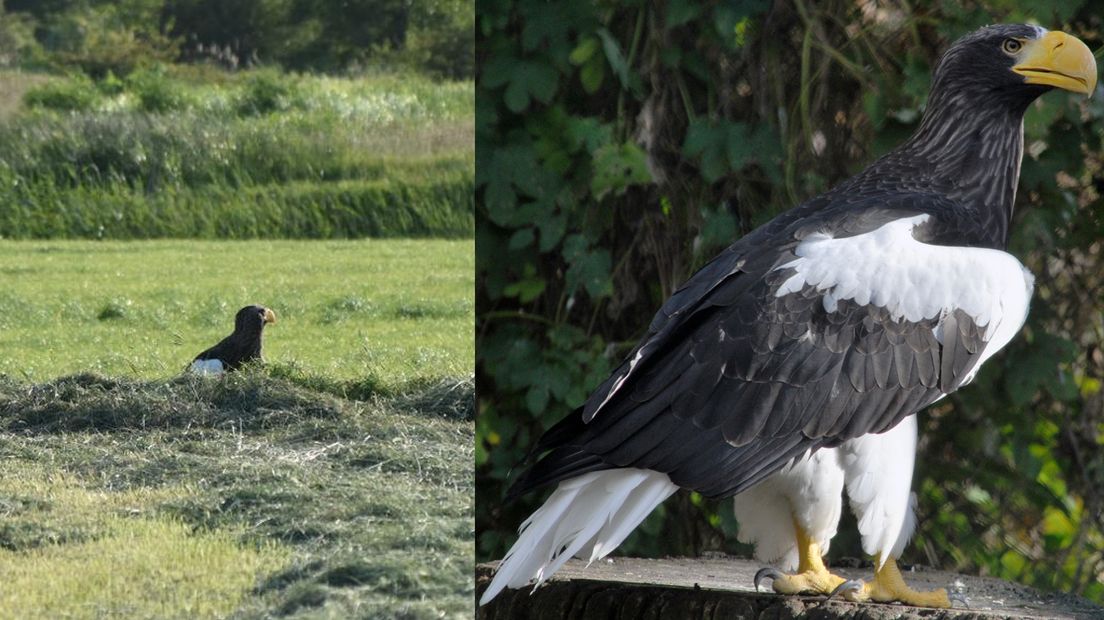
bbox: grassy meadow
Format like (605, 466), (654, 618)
(0, 239), (473, 389)
(0, 239), (475, 618)
(0, 64), (475, 618)
(0, 69), (473, 238)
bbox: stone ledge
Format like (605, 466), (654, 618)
(475, 557), (1102, 619)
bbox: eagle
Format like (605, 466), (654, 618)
(481, 25), (1096, 608)
(189, 305), (277, 375)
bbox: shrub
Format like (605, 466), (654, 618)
(23, 76), (99, 111)
(126, 66), (191, 113)
(0, 10), (45, 69)
(95, 71), (125, 96)
(41, 7), (178, 79)
(236, 69), (301, 116)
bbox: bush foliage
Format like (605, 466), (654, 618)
(475, 0), (1104, 602)
(1, 71), (474, 238)
(0, 0), (473, 78)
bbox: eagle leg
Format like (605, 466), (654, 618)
(827, 555), (954, 608)
(753, 520), (847, 596)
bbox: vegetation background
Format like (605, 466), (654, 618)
(0, 1), (474, 618)
(0, 0), (473, 239)
(475, 0), (1104, 604)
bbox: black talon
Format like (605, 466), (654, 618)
(949, 591), (969, 608)
(826, 578), (864, 601)
(753, 567), (785, 592)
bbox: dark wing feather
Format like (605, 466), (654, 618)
(512, 196), (994, 500)
(193, 331), (262, 370)
(193, 335), (234, 363)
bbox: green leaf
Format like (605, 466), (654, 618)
(566, 116), (611, 153)
(537, 213), (567, 252)
(569, 36), (600, 65)
(595, 28), (641, 95)
(508, 227), (535, 250)
(683, 119), (727, 182)
(713, 4), (764, 47)
(697, 202), (738, 254)
(579, 57), (605, 93)
(666, 1), (701, 29)
(481, 55), (517, 90)
(502, 277), (546, 303)
(520, 0), (573, 52)
(504, 78), (531, 113)
(563, 234), (613, 299)
(684, 120), (780, 183)
(591, 142), (653, 198)
(501, 61), (560, 113)
(525, 385), (550, 415)
(482, 145), (541, 226)
(525, 61), (560, 104)
(725, 122), (754, 169)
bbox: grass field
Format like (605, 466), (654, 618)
(0, 239), (472, 390)
(0, 61), (475, 618)
(0, 238), (474, 618)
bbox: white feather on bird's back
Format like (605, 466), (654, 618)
(775, 215), (1033, 334)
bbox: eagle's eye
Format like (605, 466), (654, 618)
(1002, 38), (1023, 55)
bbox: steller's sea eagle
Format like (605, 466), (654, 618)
(481, 24), (1097, 608)
(190, 305), (276, 375)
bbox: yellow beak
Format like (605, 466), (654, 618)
(1012, 31), (1097, 96)
(264, 308), (277, 324)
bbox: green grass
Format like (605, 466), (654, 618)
(0, 372), (474, 619)
(0, 69), (474, 239)
(0, 67), (475, 617)
(0, 239), (473, 390)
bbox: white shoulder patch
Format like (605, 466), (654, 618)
(190, 359), (225, 375)
(774, 214), (1034, 339)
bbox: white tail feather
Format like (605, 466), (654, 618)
(479, 468), (677, 605)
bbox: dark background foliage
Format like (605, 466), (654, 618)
(475, 0), (1104, 602)
(0, 0), (473, 77)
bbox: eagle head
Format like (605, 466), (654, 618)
(235, 305), (277, 333)
(931, 24), (1095, 112)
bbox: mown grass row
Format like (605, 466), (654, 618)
(0, 371), (474, 619)
(0, 69), (474, 239)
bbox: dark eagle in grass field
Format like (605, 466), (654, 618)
(190, 305), (277, 375)
(481, 25), (1096, 608)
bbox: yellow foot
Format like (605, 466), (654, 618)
(753, 518), (847, 595)
(755, 566), (847, 595)
(828, 556), (964, 608)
